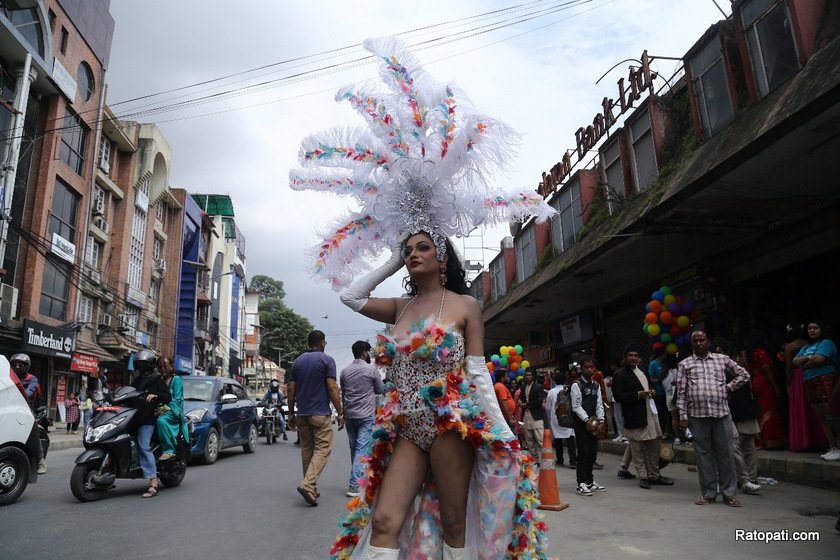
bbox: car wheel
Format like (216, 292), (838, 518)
(0, 447), (30, 506)
(244, 424), (258, 454)
(202, 428), (220, 465)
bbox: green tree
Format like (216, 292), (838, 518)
(258, 296), (313, 367)
(250, 274), (286, 301)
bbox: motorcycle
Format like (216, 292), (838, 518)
(260, 400), (286, 444)
(70, 385), (188, 502)
(34, 404), (50, 463)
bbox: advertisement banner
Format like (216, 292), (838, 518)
(70, 353), (99, 374)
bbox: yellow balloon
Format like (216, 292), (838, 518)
(521, 360), (530, 370)
(666, 343), (678, 355)
(499, 346), (508, 355)
(663, 294), (676, 305)
(647, 323), (661, 336)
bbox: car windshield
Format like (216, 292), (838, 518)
(182, 378), (216, 402)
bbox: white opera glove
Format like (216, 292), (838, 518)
(339, 249), (404, 312)
(466, 356), (515, 441)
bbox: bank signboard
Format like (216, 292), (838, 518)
(22, 319), (76, 359)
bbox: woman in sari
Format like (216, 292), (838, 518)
(155, 357), (188, 461)
(746, 330), (786, 450)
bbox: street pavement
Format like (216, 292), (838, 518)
(2, 427), (837, 560)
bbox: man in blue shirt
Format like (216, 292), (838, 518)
(288, 330), (344, 506)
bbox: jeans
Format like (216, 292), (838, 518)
(137, 424), (157, 479)
(345, 415), (375, 488)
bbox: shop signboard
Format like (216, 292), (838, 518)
(552, 310), (595, 349)
(22, 319), (76, 358)
(56, 374), (67, 422)
(175, 356), (193, 374)
(70, 353), (99, 374)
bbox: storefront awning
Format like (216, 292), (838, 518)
(74, 338), (119, 363)
(98, 329), (141, 356)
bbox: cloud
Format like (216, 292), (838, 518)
(107, 0), (725, 361)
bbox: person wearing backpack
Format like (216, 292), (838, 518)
(544, 370), (576, 468)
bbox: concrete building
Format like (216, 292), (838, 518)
(475, 1), (840, 373)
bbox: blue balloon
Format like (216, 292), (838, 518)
(682, 302), (694, 315)
(652, 290), (664, 302)
(645, 303), (651, 312)
(668, 303), (681, 315)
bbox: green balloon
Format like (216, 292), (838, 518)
(660, 286), (672, 296)
(514, 344), (523, 355)
(660, 333), (672, 344)
(500, 357), (509, 367)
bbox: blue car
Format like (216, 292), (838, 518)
(182, 377), (258, 464)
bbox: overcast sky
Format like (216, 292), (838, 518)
(105, 0), (727, 367)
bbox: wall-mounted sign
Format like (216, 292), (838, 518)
(70, 353), (99, 374)
(52, 58), (77, 100)
(22, 319), (76, 358)
(175, 356), (193, 373)
(552, 311), (594, 349)
(538, 50), (657, 198)
(51, 233), (76, 264)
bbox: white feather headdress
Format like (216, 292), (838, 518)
(290, 37), (555, 290)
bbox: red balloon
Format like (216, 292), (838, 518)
(645, 312), (658, 324)
(508, 348), (517, 357)
(652, 342), (665, 350)
(660, 311), (675, 325)
(669, 325), (682, 338)
(648, 300), (663, 314)
(675, 296), (685, 305)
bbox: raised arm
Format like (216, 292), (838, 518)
(339, 250), (404, 324)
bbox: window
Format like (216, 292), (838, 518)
(515, 224), (537, 283)
(85, 235), (101, 268)
(59, 26), (68, 54)
(92, 185), (106, 214)
(153, 238), (163, 261)
(689, 37), (735, 137)
(628, 108), (657, 192)
(128, 180), (150, 290)
(156, 202), (166, 224)
(50, 178), (79, 242)
(98, 135), (111, 173)
(78, 295), (94, 324)
(59, 109), (88, 176)
(40, 261), (71, 319)
(149, 279), (160, 303)
(741, 0), (799, 98)
(77, 62), (94, 102)
(601, 137), (623, 213)
(489, 256), (505, 302)
(550, 180), (582, 254)
(1, 5), (45, 57)
(121, 305), (139, 336)
(47, 9), (56, 32)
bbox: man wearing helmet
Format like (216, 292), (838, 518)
(10, 353), (47, 474)
(261, 379), (288, 440)
(130, 349), (171, 498)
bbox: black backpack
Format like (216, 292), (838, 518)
(554, 386), (574, 428)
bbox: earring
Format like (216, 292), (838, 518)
(439, 264), (446, 286)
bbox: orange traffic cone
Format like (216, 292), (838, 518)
(537, 427), (569, 511)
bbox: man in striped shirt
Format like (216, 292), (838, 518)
(677, 330), (749, 507)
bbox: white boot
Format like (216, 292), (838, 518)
(367, 545), (399, 560)
(443, 542), (466, 560)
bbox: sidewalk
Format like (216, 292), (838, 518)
(598, 438), (840, 491)
(45, 422), (86, 452)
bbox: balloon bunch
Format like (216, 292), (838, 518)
(486, 345), (531, 381)
(642, 285), (700, 354)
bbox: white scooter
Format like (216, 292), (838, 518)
(0, 355), (40, 506)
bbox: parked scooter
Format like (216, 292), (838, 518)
(70, 385), (188, 502)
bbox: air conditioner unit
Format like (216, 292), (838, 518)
(0, 283), (19, 320)
(93, 199), (105, 216)
(100, 313), (113, 327)
(154, 258), (166, 272)
(88, 270), (101, 284)
(93, 215), (109, 234)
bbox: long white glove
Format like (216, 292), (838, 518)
(466, 356), (515, 441)
(339, 249), (404, 312)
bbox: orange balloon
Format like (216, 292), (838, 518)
(486, 362), (494, 372)
(660, 311), (674, 325)
(648, 300), (663, 314)
(645, 312), (658, 324)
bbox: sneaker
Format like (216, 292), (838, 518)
(743, 481), (761, 494)
(619, 436), (629, 444)
(588, 481), (606, 492)
(673, 438), (682, 445)
(822, 449), (840, 462)
(612, 436), (624, 442)
(617, 467), (636, 479)
(37, 460), (47, 475)
(576, 482), (593, 496)
(346, 486), (361, 498)
(684, 428), (693, 441)
(282, 433), (288, 441)
(820, 447), (839, 459)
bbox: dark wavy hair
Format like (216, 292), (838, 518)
(402, 234), (469, 296)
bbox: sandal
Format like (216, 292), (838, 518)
(142, 486), (158, 498)
(694, 496), (711, 505)
(723, 496), (742, 508)
(158, 453), (174, 461)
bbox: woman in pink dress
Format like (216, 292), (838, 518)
(785, 326), (829, 451)
(746, 331), (786, 450)
(64, 392), (81, 434)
